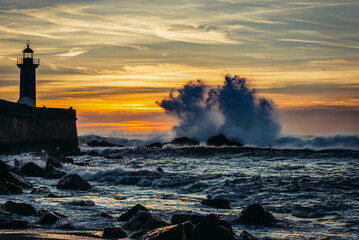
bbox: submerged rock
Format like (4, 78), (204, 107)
(192, 221), (235, 240)
(0, 171), (32, 188)
(44, 163), (67, 179)
(57, 174), (91, 190)
(0, 182), (22, 194)
(157, 167), (164, 173)
(123, 210), (169, 232)
(0, 201), (36, 216)
(201, 199), (231, 209)
(206, 134), (242, 147)
(88, 140), (123, 147)
(146, 142), (164, 148)
(117, 204), (149, 222)
(140, 221), (193, 240)
(102, 227), (128, 239)
(70, 200), (95, 206)
(171, 137), (199, 146)
(239, 203), (276, 227)
(238, 230), (258, 240)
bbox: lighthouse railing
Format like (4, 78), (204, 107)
(17, 58), (40, 65)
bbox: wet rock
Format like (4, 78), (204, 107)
(102, 226), (128, 239)
(70, 200), (95, 206)
(1, 182), (22, 194)
(192, 221), (235, 240)
(0, 160), (9, 172)
(239, 203), (276, 227)
(171, 137), (199, 146)
(57, 174), (91, 190)
(146, 142), (164, 148)
(88, 140), (123, 147)
(171, 213), (232, 233)
(206, 134), (242, 147)
(201, 199), (231, 209)
(99, 212), (114, 219)
(31, 187), (50, 194)
(74, 161), (91, 166)
(117, 204), (149, 222)
(0, 219), (28, 229)
(48, 154), (74, 164)
(123, 210), (169, 232)
(238, 230), (258, 240)
(46, 193), (58, 198)
(130, 230), (148, 239)
(36, 209), (67, 218)
(0, 171), (33, 188)
(157, 167), (164, 173)
(88, 151), (99, 156)
(46, 158), (63, 168)
(140, 221), (193, 240)
(44, 164), (66, 179)
(20, 162), (45, 177)
(0, 186), (10, 195)
(104, 155), (123, 159)
(38, 211), (64, 225)
(0, 201), (36, 216)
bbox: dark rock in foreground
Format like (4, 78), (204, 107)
(0, 218), (28, 229)
(99, 212), (114, 219)
(20, 162), (45, 177)
(0, 171), (32, 188)
(207, 134), (242, 147)
(88, 140), (123, 148)
(192, 221), (235, 240)
(157, 167), (164, 173)
(0, 182), (22, 195)
(201, 199), (231, 209)
(239, 203), (276, 227)
(140, 221), (193, 240)
(102, 226), (128, 239)
(0, 201), (36, 216)
(117, 204), (149, 222)
(171, 213), (233, 233)
(38, 211), (65, 225)
(171, 137), (199, 146)
(44, 163), (67, 179)
(57, 174), (91, 190)
(70, 200), (95, 206)
(238, 230), (258, 240)
(123, 210), (169, 232)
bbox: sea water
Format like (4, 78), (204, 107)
(1, 144), (358, 239)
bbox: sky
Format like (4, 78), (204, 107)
(0, 0), (358, 137)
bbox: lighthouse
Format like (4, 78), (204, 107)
(17, 41), (40, 107)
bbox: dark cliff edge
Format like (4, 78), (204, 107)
(0, 99), (78, 154)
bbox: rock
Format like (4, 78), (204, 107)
(57, 174), (91, 190)
(44, 164), (66, 179)
(70, 200), (95, 206)
(140, 221), (193, 240)
(88, 151), (99, 156)
(0, 186), (10, 195)
(238, 230), (258, 240)
(74, 161), (91, 166)
(99, 212), (114, 219)
(171, 213), (232, 233)
(239, 204), (276, 227)
(171, 137), (199, 146)
(0, 219), (28, 229)
(0, 201), (36, 216)
(102, 226), (128, 239)
(206, 134), (242, 147)
(192, 221), (235, 240)
(46, 193), (58, 198)
(31, 187), (50, 194)
(104, 155), (123, 159)
(46, 158), (63, 168)
(146, 142), (163, 148)
(2, 182), (22, 194)
(117, 204), (149, 222)
(123, 210), (169, 232)
(157, 167), (164, 173)
(36, 210), (67, 218)
(48, 155), (74, 164)
(130, 230), (148, 239)
(0, 160), (9, 172)
(201, 199), (231, 209)
(0, 171), (33, 188)
(88, 140), (123, 148)
(38, 211), (63, 225)
(20, 162), (45, 177)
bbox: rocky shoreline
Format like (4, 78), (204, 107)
(0, 147), (278, 240)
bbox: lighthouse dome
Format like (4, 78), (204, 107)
(23, 45), (33, 53)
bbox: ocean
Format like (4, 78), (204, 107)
(1, 140), (359, 239)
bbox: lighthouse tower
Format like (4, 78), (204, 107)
(17, 41), (40, 107)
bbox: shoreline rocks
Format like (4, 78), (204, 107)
(57, 174), (91, 191)
(239, 203), (276, 227)
(207, 134), (242, 147)
(201, 199), (231, 209)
